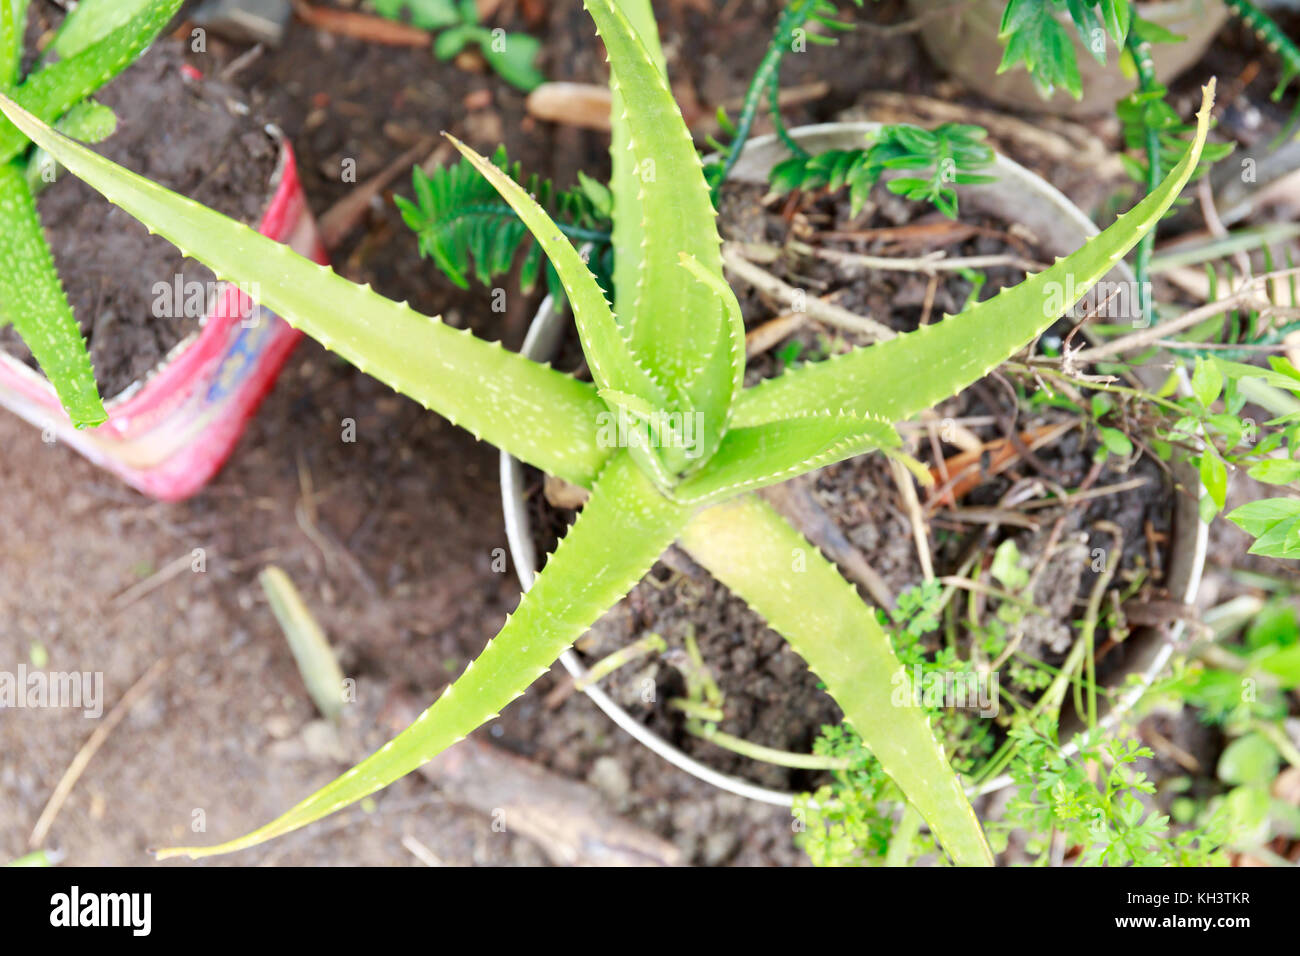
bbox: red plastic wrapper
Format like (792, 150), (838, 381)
(0, 140), (325, 501)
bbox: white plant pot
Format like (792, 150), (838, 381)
(500, 123), (1208, 806)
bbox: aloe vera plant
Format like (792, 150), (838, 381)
(0, 0), (1215, 866)
(0, 0), (181, 428)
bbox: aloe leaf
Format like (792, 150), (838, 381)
(681, 494), (993, 866)
(446, 134), (667, 409)
(56, 99), (117, 142)
(0, 93), (614, 485)
(0, 160), (105, 427)
(607, 0), (662, 328)
(585, 0), (742, 470)
(155, 452), (691, 859)
(0, 1), (23, 90)
(52, 0), (157, 59)
(0, 0), (182, 165)
(27, 99), (118, 191)
(596, 386), (658, 420)
(733, 82), (1218, 430)
(671, 410), (899, 506)
(677, 249), (745, 384)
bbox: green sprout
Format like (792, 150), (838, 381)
(768, 122), (996, 220)
(373, 0), (545, 92)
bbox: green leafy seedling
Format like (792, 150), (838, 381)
(0, 0), (1215, 866)
(374, 0), (545, 92)
(769, 122), (996, 220)
(996, 0), (1299, 106)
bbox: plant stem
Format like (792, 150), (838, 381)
(573, 632), (667, 692)
(1223, 0), (1300, 100)
(686, 721), (852, 770)
(973, 604), (1110, 787)
(1125, 22), (1162, 331)
(885, 805), (923, 866)
(683, 627), (724, 707)
(769, 70), (809, 161)
(1079, 522), (1123, 731)
(938, 575), (1047, 616)
(713, 0), (817, 191)
(669, 698), (726, 723)
(1255, 720), (1300, 770)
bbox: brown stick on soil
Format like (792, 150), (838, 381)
(818, 221), (1021, 251)
(889, 457), (934, 582)
(384, 694), (684, 866)
(744, 312), (809, 358)
(722, 243), (896, 340)
(108, 552), (199, 618)
(318, 137), (439, 250)
(928, 422), (1075, 503)
(29, 659), (171, 848)
(292, 1), (432, 46)
(790, 240), (1047, 276)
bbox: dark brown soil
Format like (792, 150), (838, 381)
(0, 33), (279, 399)
(721, 180), (1045, 375)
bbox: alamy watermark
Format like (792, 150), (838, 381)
(596, 407), (706, 459)
(0, 665), (103, 718)
(152, 274), (263, 327)
(1043, 276), (1153, 327)
(50, 886), (150, 936)
(892, 664), (999, 718)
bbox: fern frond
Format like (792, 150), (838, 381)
(768, 122), (996, 220)
(997, 0), (1131, 100)
(395, 146), (612, 297)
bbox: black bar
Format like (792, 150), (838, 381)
(0, 864), (1281, 942)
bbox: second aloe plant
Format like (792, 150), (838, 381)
(0, 0), (182, 427)
(0, 0), (1215, 865)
